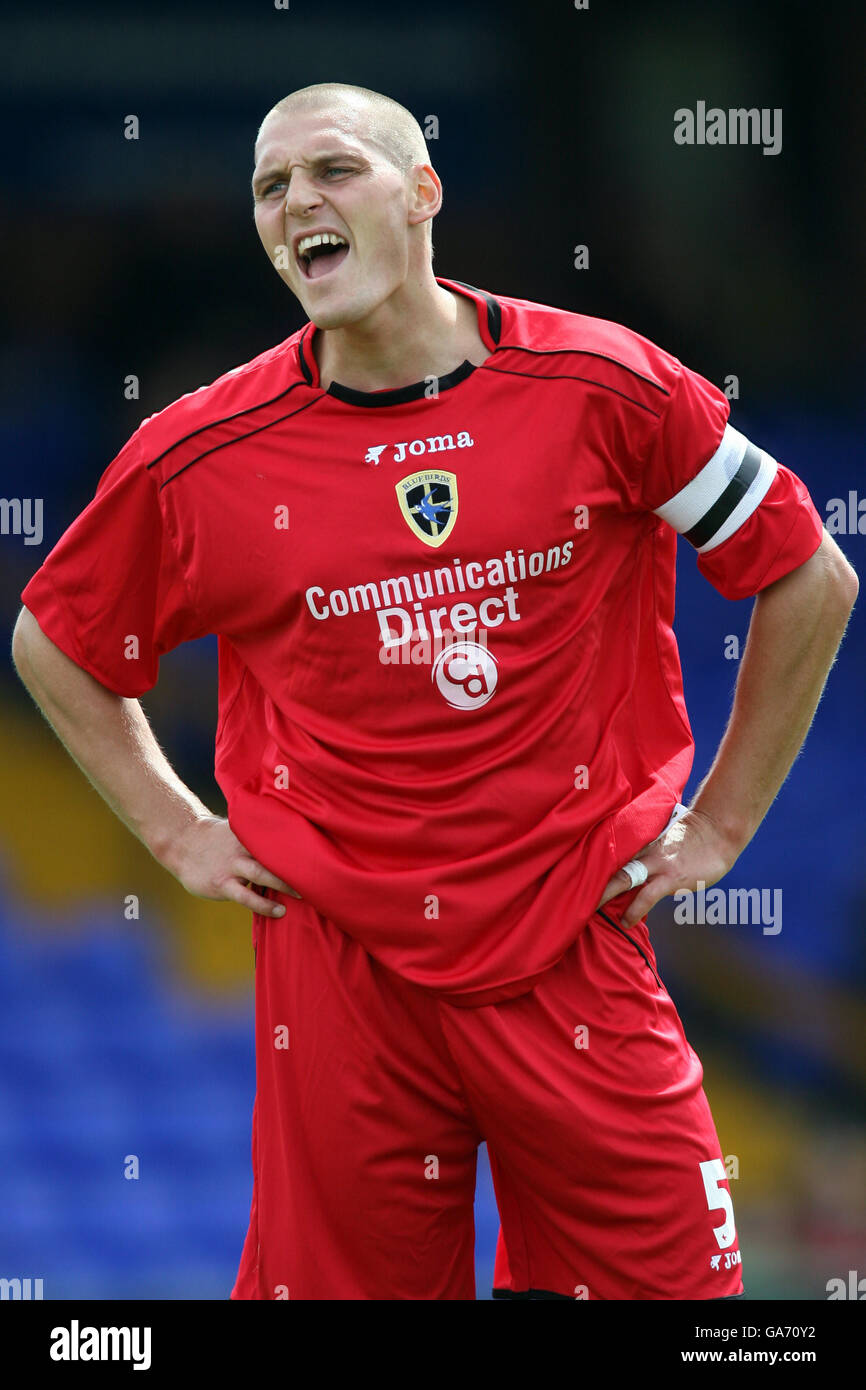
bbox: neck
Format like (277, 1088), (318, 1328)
(313, 271), (486, 393)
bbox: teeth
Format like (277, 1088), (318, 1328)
(297, 232), (348, 256)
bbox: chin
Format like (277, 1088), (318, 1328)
(304, 273), (401, 331)
(306, 303), (357, 330)
(307, 295), (381, 331)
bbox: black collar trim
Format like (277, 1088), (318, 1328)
(326, 356), (477, 407)
(446, 279), (502, 347)
(298, 323), (315, 385)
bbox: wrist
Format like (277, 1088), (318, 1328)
(143, 802), (216, 875)
(688, 797), (755, 864)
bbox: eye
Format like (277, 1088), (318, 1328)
(258, 165), (354, 198)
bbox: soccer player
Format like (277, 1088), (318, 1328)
(12, 82), (858, 1301)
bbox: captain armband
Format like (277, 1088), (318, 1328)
(653, 424), (778, 552)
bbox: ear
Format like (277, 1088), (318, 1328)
(407, 163), (443, 229)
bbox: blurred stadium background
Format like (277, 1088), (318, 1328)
(1, 0), (864, 1299)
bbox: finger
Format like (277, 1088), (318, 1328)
(595, 870), (633, 910)
(598, 851), (660, 910)
(620, 884), (666, 929)
(224, 881), (287, 917)
(236, 858), (302, 899)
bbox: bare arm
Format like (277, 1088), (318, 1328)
(597, 529), (859, 927)
(10, 606), (295, 917)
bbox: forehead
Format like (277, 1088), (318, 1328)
(254, 104), (380, 169)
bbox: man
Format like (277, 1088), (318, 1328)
(12, 82), (857, 1301)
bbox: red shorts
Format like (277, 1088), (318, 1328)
(231, 895), (744, 1300)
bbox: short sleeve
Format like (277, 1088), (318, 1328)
(639, 360), (825, 600)
(20, 427), (209, 695)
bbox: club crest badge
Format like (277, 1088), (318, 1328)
(395, 470), (458, 548)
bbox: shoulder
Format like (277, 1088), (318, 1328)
(128, 329), (308, 473)
(489, 287), (684, 411)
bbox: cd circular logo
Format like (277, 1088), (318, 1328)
(431, 641), (498, 709)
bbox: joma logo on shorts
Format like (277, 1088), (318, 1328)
(365, 432), (475, 466)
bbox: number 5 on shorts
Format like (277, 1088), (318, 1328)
(699, 1158), (737, 1249)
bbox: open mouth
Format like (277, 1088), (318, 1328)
(297, 233), (351, 281)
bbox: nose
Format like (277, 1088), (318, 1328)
(284, 167), (323, 217)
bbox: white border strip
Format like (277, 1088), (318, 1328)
(653, 424), (749, 533)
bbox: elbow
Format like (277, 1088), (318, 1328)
(828, 549), (859, 613)
(813, 529), (859, 616)
(11, 608), (30, 679)
(11, 607), (39, 690)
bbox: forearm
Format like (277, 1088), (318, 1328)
(690, 532), (858, 857)
(11, 607), (212, 870)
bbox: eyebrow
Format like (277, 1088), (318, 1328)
(251, 150), (364, 193)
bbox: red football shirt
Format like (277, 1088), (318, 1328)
(21, 278), (824, 1005)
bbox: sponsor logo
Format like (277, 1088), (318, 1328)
(365, 432), (475, 467)
(431, 640), (498, 709)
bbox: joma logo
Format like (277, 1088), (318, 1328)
(365, 432), (474, 466)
